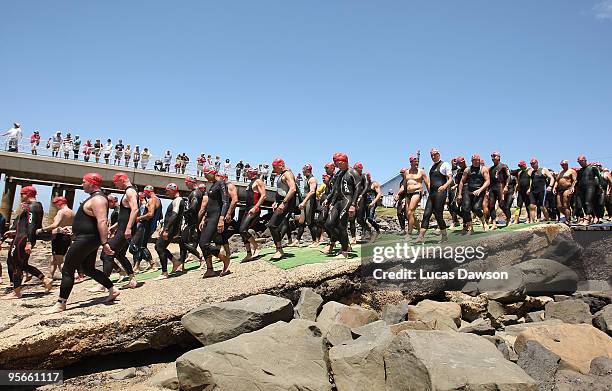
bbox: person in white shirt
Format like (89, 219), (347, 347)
(2, 122), (22, 152)
(141, 148), (151, 169)
(103, 139), (113, 164)
(163, 150), (172, 172)
(51, 131), (62, 157)
(63, 133), (73, 159)
(415, 148), (453, 244)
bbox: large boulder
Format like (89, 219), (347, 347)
(476, 267), (527, 304)
(513, 259), (579, 295)
(294, 288), (323, 321)
(146, 364), (179, 390)
(384, 330), (537, 390)
(316, 301), (378, 329)
(406, 305), (457, 331)
(381, 300), (409, 324)
(328, 325), (393, 391)
(389, 320), (435, 334)
(517, 341), (561, 391)
(515, 323), (612, 374)
(176, 319), (331, 391)
(554, 369), (612, 391)
(415, 299), (462, 326)
(445, 291), (488, 322)
(181, 294), (294, 345)
(544, 300), (592, 324)
(459, 318), (495, 335)
(593, 304), (612, 335)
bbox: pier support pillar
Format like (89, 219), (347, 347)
(0, 177), (16, 223)
(46, 185), (63, 225)
(65, 188), (76, 209)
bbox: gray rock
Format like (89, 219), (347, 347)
(459, 318), (495, 335)
(554, 369), (612, 391)
(554, 295), (571, 302)
(319, 322), (353, 346)
(499, 314), (520, 326)
(384, 330), (537, 390)
(176, 319), (331, 391)
(593, 305), (612, 335)
(477, 267), (527, 304)
(517, 341), (560, 391)
(576, 280), (612, 292)
(181, 294), (293, 345)
(461, 281), (479, 296)
(406, 305), (458, 331)
(147, 364), (179, 390)
(526, 310), (545, 323)
(316, 301), (378, 329)
(513, 258), (579, 296)
(388, 320), (435, 334)
(445, 291), (488, 322)
(545, 300), (592, 324)
(351, 320), (389, 340)
(381, 300), (409, 324)
(487, 299), (508, 319)
(110, 367), (136, 380)
(328, 325), (393, 391)
(415, 299), (462, 326)
(589, 356), (612, 376)
(503, 319), (564, 337)
(294, 288), (323, 321)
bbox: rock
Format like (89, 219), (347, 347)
(384, 330), (537, 390)
(517, 341), (561, 390)
(593, 305), (612, 335)
(381, 300), (408, 324)
(477, 267), (527, 304)
(319, 322), (353, 347)
(388, 320), (435, 334)
(503, 319), (564, 337)
(513, 258), (579, 295)
(577, 293), (611, 314)
(316, 301), (379, 329)
(554, 369), (612, 391)
(181, 294), (294, 346)
(415, 299), (462, 326)
(515, 323), (612, 374)
(350, 320), (389, 340)
(526, 310), (545, 323)
(544, 300), (592, 324)
(445, 291), (488, 322)
(459, 318), (495, 335)
(407, 305), (458, 331)
(487, 299), (508, 319)
(176, 319), (331, 391)
(554, 295), (571, 302)
(294, 288), (323, 321)
(577, 280), (612, 292)
(499, 314), (519, 326)
(328, 326), (393, 391)
(461, 281), (479, 296)
(110, 367), (136, 380)
(590, 356), (612, 376)
(147, 364), (179, 390)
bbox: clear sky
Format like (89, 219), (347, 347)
(1, 0), (611, 195)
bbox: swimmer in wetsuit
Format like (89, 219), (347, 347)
(42, 173), (120, 314)
(457, 154), (491, 234)
(552, 160), (577, 224)
(219, 174), (239, 258)
(576, 155), (603, 225)
(488, 151), (511, 228)
(364, 172), (382, 241)
(449, 156), (467, 228)
(154, 183), (184, 279)
(296, 163), (320, 247)
(37, 196), (74, 280)
(514, 160), (533, 223)
(528, 158), (555, 222)
(394, 168), (407, 232)
(267, 158), (297, 260)
(240, 168), (267, 261)
(416, 148), (453, 244)
(350, 162), (371, 244)
(400, 156), (426, 239)
(316, 163), (336, 244)
(179, 176), (204, 266)
(2, 186), (53, 299)
(134, 185), (163, 271)
(198, 167), (232, 276)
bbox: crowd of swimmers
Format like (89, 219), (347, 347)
(0, 149), (610, 314)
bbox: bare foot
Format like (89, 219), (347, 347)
(2, 291), (21, 300)
(124, 278), (138, 289)
(87, 285), (107, 293)
(242, 254), (253, 262)
(202, 269), (216, 278)
(43, 277), (53, 293)
(252, 247), (261, 258)
(307, 242), (319, 248)
(271, 250), (285, 260)
(103, 288), (120, 302)
(220, 269), (232, 276)
(333, 252), (349, 259)
(24, 274), (33, 283)
(320, 245), (332, 255)
(170, 259), (183, 273)
(153, 273), (169, 280)
(42, 302), (67, 314)
(288, 240), (300, 247)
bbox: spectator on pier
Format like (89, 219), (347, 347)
(261, 164), (269, 183)
(83, 140), (93, 162)
(2, 122), (22, 152)
(223, 158), (231, 176)
(132, 145), (140, 168)
(52, 131), (62, 157)
(243, 162), (251, 182)
(93, 139), (102, 162)
(163, 150), (172, 172)
(154, 159), (163, 171)
(114, 139), (124, 165)
(214, 156), (221, 172)
(235, 160), (244, 181)
(72, 135), (81, 160)
(207, 154), (213, 165)
(103, 139), (113, 164)
(197, 153), (206, 176)
(141, 147), (151, 169)
(30, 131), (40, 155)
(123, 144), (131, 167)
(174, 154), (182, 173)
(63, 133), (73, 159)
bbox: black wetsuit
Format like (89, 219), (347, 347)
(268, 171), (296, 247)
(396, 176), (407, 231)
(324, 168), (361, 251)
(448, 166), (462, 224)
(352, 173), (371, 237)
(296, 175), (321, 242)
(364, 184), (381, 234)
(132, 196), (162, 264)
(516, 169), (532, 209)
(220, 183), (239, 246)
(489, 162), (511, 222)
(7, 201), (45, 289)
(421, 161), (448, 230)
(101, 187), (135, 277)
(179, 188), (204, 263)
(59, 192), (114, 300)
(239, 178), (262, 244)
(530, 168), (548, 208)
(155, 196), (184, 273)
(503, 172), (517, 217)
(51, 232), (72, 256)
(199, 180), (229, 258)
(461, 165), (486, 223)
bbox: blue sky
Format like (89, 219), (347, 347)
(1, 0), (611, 198)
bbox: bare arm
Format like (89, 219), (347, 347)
(125, 188), (139, 238)
(198, 195), (209, 222)
(137, 198), (156, 222)
(477, 167), (490, 195)
(225, 184), (239, 221)
(39, 210), (63, 234)
(250, 179), (267, 213)
(458, 170), (468, 198)
(371, 182), (382, 206)
(301, 177), (317, 205)
(90, 197), (110, 244)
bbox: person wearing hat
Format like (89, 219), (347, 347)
(72, 135), (81, 160)
(2, 122), (22, 152)
(576, 155), (603, 225)
(153, 183), (185, 279)
(37, 196), (75, 280)
(239, 168), (267, 261)
(528, 158), (555, 222)
(2, 186), (52, 299)
(51, 131), (62, 157)
(30, 131), (40, 155)
(488, 152), (511, 229)
(457, 154), (491, 234)
(42, 173), (119, 314)
(178, 176), (204, 265)
(552, 160), (577, 224)
(295, 163), (320, 247)
(63, 133), (73, 159)
(449, 156), (467, 228)
(267, 158), (297, 260)
(134, 185), (162, 271)
(393, 167), (408, 232)
(219, 173), (239, 258)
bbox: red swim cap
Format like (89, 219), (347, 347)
(165, 183), (178, 192)
(83, 173), (103, 186)
(302, 163), (313, 171)
(430, 148), (439, 155)
(409, 155), (418, 163)
(471, 154), (481, 161)
(272, 158), (285, 167)
(246, 168), (259, 177)
(518, 160), (527, 168)
(324, 162), (335, 171)
(353, 162), (363, 170)
(577, 155), (587, 162)
(185, 175), (197, 184)
(143, 185), (154, 194)
(530, 157), (538, 164)
(491, 151), (500, 157)
(52, 196), (67, 205)
(457, 156), (465, 163)
(332, 152), (348, 163)
(112, 172), (129, 183)
(203, 167), (217, 176)
(322, 174), (331, 181)
(560, 159), (568, 165)
(20, 186), (37, 198)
